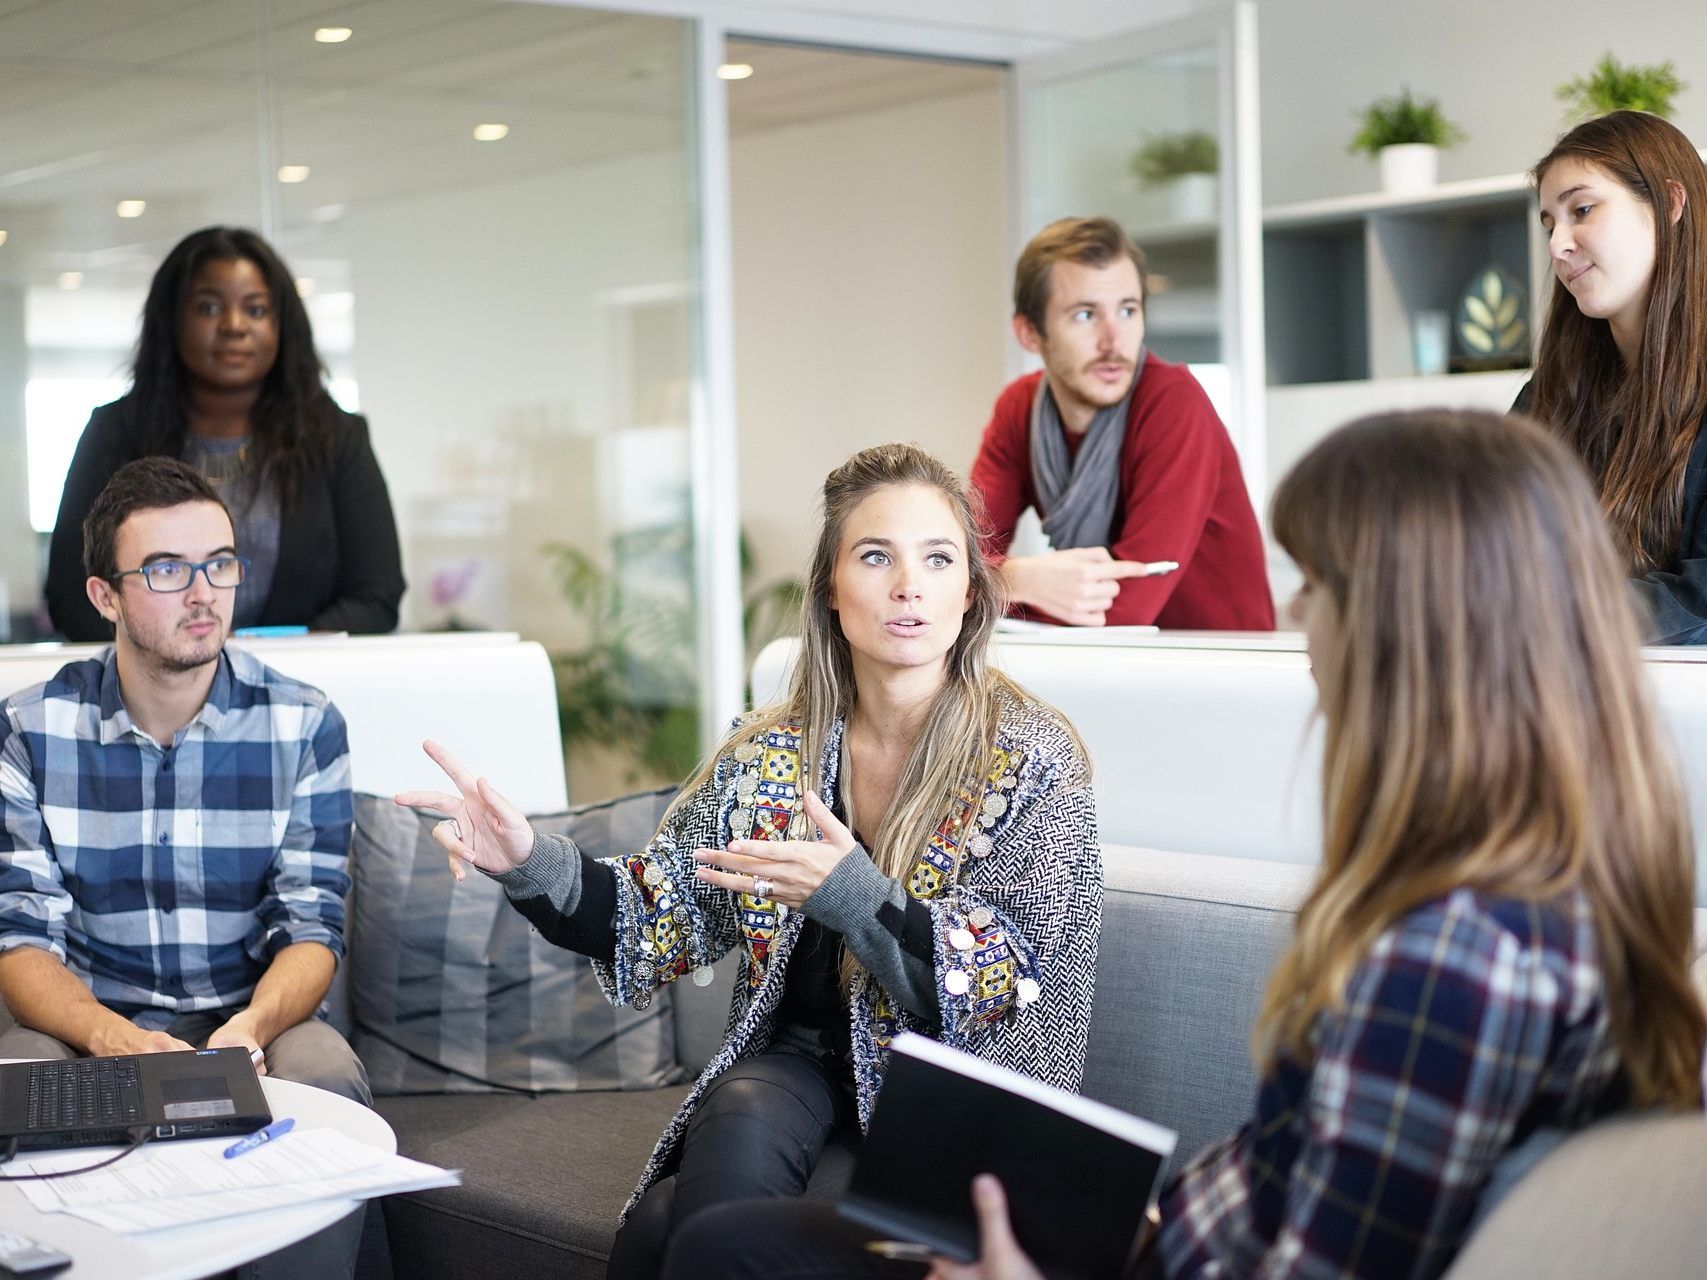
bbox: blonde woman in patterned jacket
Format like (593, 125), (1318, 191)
(398, 442), (1100, 1278)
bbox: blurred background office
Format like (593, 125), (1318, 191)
(1, 0), (1701, 802)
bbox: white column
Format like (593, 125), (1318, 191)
(689, 20), (747, 745)
(0, 286), (33, 640)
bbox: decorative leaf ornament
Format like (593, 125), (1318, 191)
(1457, 266), (1527, 358)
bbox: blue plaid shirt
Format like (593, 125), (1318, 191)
(1159, 887), (1625, 1280)
(0, 648), (352, 1028)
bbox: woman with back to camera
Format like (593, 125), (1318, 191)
(45, 225), (404, 639)
(1520, 109), (1707, 642)
(397, 443), (1101, 1278)
(668, 409), (1707, 1280)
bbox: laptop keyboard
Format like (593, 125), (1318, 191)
(24, 1057), (144, 1131)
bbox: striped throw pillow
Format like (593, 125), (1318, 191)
(347, 787), (683, 1095)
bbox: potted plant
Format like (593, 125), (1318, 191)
(1556, 53), (1685, 120)
(1349, 87), (1467, 194)
(1130, 130), (1219, 222)
(544, 527), (803, 789)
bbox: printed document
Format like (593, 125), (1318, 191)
(13, 1128), (459, 1234)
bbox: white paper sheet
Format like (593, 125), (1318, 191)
(13, 1128), (459, 1234)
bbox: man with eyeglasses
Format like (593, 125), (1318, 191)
(0, 456), (367, 1102)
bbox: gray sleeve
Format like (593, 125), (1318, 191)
(803, 847), (938, 1020)
(492, 830), (581, 913)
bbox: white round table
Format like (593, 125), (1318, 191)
(0, 1076), (395, 1280)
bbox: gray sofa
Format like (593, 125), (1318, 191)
(369, 846), (1300, 1279)
(364, 845), (1707, 1280)
(2, 838), (1701, 1278)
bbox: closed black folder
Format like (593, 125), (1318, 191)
(838, 1033), (1177, 1280)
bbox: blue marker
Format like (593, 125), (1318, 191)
(233, 625), (309, 638)
(225, 1117), (295, 1159)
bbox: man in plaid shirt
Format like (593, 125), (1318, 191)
(0, 458), (366, 1111)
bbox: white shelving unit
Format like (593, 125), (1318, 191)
(1220, 171), (1549, 602)
(1126, 169), (1550, 393)
(1263, 172), (1548, 387)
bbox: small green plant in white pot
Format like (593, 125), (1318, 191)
(1130, 131), (1219, 222)
(1556, 53), (1685, 120)
(1349, 87), (1467, 194)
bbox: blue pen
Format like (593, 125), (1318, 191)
(233, 625), (309, 638)
(224, 1117), (295, 1159)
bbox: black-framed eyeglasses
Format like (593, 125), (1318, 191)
(111, 555), (250, 593)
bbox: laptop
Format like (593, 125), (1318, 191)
(0, 1047), (271, 1152)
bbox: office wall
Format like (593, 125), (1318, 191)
(729, 84), (1009, 590)
(346, 143), (696, 648)
(1253, 0), (1707, 205)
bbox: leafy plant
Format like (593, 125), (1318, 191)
(1348, 87), (1467, 156)
(1556, 54), (1685, 120)
(544, 526), (803, 786)
(1130, 131), (1218, 186)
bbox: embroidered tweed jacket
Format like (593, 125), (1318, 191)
(588, 689), (1101, 1219)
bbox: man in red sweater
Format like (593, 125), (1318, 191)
(970, 217), (1274, 629)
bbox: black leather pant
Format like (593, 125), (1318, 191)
(606, 1050), (856, 1280)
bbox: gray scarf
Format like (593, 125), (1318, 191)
(1028, 350), (1144, 550)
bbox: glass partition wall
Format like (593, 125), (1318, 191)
(1012, 3), (1265, 495)
(0, 1), (708, 801)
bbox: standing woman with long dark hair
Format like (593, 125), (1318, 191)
(45, 226), (404, 639)
(1520, 109), (1707, 642)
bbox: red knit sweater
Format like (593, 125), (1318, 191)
(969, 355), (1275, 630)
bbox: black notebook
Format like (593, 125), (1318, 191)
(839, 1033), (1176, 1280)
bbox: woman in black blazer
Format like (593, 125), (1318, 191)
(46, 226), (404, 640)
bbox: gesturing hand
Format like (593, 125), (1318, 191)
(693, 790), (857, 908)
(927, 1176), (1044, 1280)
(395, 739), (534, 881)
(1000, 547), (1158, 627)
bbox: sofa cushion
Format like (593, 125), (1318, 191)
(1088, 846), (1312, 1179)
(348, 788), (681, 1094)
(1442, 1110), (1707, 1279)
(377, 1086), (692, 1280)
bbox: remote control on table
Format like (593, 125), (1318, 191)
(0, 1230), (71, 1278)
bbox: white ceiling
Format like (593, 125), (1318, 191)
(0, 0), (999, 293)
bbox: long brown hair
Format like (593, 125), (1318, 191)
(1264, 409), (1704, 1107)
(1530, 110), (1707, 572)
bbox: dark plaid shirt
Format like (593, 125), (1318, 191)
(0, 648), (351, 1028)
(1160, 887), (1624, 1279)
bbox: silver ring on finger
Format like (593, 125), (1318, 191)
(750, 874), (774, 898)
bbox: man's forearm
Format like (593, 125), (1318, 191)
(0, 946), (140, 1055)
(222, 941), (336, 1046)
(997, 557), (1039, 610)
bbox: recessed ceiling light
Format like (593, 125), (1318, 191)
(58, 271), (84, 290)
(472, 123), (510, 142)
(315, 27), (352, 43)
(0, 230), (8, 249)
(116, 199), (146, 218)
(295, 277), (316, 297)
(716, 63), (754, 81)
(277, 165), (311, 184)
